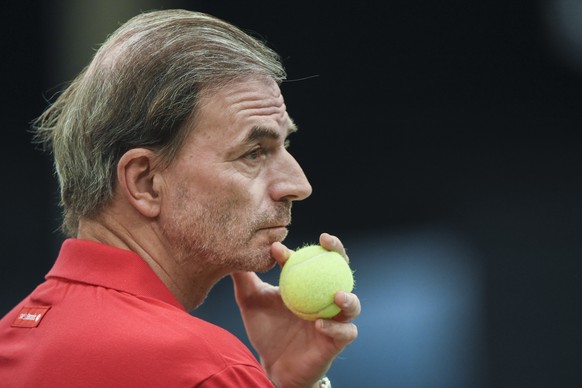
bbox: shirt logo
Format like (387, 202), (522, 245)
(11, 306), (51, 328)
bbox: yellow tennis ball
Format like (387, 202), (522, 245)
(279, 244), (354, 320)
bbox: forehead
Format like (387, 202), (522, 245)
(195, 77), (292, 140)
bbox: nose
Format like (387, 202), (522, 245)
(270, 150), (312, 202)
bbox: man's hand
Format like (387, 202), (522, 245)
(231, 233), (361, 388)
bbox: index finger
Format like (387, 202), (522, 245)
(319, 233), (349, 263)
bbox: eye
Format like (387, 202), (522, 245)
(244, 146), (267, 161)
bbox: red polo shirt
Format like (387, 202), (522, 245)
(0, 239), (273, 387)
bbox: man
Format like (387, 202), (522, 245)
(0, 9), (360, 387)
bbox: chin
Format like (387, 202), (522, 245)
(233, 255), (275, 274)
(256, 257), (278, 273)
(244, 243), (277, 273)
(236, 228), (284, 272)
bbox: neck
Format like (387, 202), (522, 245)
(77, 211), (226, 311)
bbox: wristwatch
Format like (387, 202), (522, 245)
(318, 376), (331, 388)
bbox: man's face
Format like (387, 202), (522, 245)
(158, 78), (312, 273)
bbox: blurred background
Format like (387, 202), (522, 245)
(1, 1), (581, 387)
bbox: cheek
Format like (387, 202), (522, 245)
(176, 180), (252, 224)
(166, 164), (265, 224)
(212, 170), (261, 205)
(220, 186), (257, 220)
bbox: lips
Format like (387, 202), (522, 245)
(257, 216), (290, 231)
(258, 225), (289, 244)
(259, 224), (288, 231)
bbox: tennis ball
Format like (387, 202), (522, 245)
(279, 244), (354, 320)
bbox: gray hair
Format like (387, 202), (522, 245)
(34, 9), (286, 236)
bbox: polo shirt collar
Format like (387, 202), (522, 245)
(46, 239), (185, 311)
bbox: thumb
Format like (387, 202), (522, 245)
(271, 241), (293, 268)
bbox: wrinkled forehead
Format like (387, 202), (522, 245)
(178, 76), (295, 150)
(202, 75), (284, 106)
(203, 76), (291, 127)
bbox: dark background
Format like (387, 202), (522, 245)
(1, 1), (581, 387)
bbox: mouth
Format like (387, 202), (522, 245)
(259, 224), (288, 232)
(257, 223), (290, 242)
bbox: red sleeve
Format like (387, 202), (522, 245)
(198, 364), (274, 387)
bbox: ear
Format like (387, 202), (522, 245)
(117, 148), (162, 218)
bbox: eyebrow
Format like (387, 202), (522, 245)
(245, 120), (298, 144)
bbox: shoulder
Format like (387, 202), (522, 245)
(98, 301), (270, 385)
(10, 283), (268, 386)
(82, 291), (261, 370)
